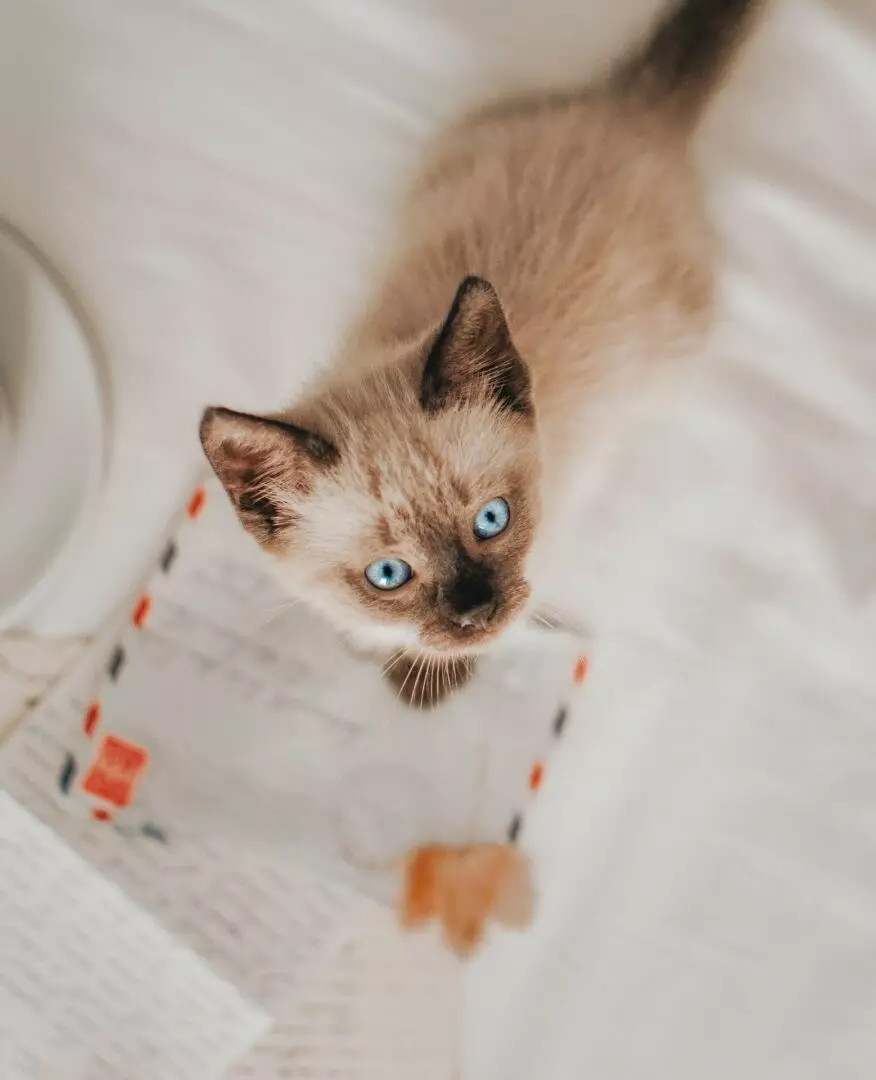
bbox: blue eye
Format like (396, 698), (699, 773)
(365, 557), (413, 591)
(473, 497), (510, 540)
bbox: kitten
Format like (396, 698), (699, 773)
(201, 0), (762, 707)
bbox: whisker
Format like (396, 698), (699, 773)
(529, 604), (578, 632)
(411, 652), (428, 708)
(395, 657), (415, 703)
(249, 597), (305, 631)
(430, 655), (439, 705)
(543, 602), (573, 623)
(409, 655), (423, 708)
(381, 651), (407, 678)
(423, 655), (431, 705)
(395, 649), (424, 705)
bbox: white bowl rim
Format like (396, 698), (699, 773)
(0, 220), (110, 633)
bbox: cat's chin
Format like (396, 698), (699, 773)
(419, 598), (531, 655)
(415, 614), (531, 659)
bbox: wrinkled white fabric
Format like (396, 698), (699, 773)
(1, 0), (874, 1075)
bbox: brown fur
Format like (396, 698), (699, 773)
(200, 0), (763, 700)
(384, 652), (476, 709)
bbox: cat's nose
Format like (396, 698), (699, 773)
(453, 599), (499, 631)
(442, 570), (498, 630)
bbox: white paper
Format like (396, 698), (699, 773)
(0, 791), (269, 1080)
(0, 480), (589, 1025)
(61, 484), (588, 898)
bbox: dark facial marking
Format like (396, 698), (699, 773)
(440, 554), (499, 632)
(445, 565), (494, 616)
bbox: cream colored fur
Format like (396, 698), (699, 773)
(340, 100), (713, 515)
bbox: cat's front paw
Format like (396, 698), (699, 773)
(384, 652), (475, 708)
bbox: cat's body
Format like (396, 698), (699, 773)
(202, 0), (762, 705)
(342, 100), (712, 501)
(324, 103), (713, 679)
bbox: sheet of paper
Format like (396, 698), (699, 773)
(0, 791), (269, 1080)
(51, 483), (587, 890)
(0, 479), (589, 1025)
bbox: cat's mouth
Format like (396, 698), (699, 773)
(419, 583), (529, 654)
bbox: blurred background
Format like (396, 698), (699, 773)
(1, 0), (687, 639)
(1, 0), (875, 1077)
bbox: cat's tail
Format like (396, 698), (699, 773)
(610, 0), (764, 127)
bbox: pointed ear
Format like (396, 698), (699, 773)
(420, 277), (533, 419)
(199, 406), (338, 545)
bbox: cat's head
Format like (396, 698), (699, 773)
(200, 277), (541, 656)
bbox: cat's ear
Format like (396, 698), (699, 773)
(420, 277), (533, 419)
(199, 406), (338, 544)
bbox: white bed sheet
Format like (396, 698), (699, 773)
(1, 0), (875, 1077)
